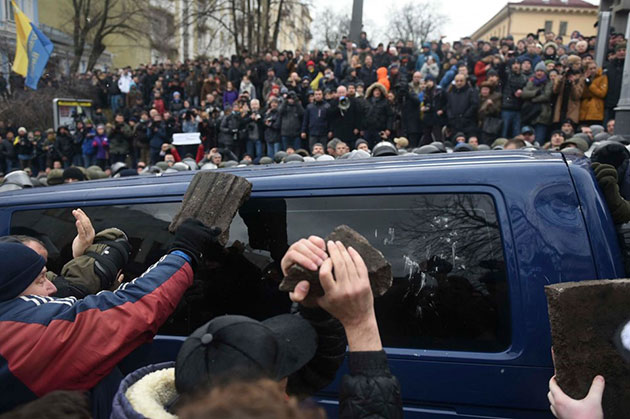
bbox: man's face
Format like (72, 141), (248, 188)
(581, 126), (593, 139)
(457, 66), (468, 76)
(314, 91), (323, 102)
(164, 155), (175, 166)
(561, 123), (573, 134)
(357, 142), (369, 152)
(53, 161), (62, 169)
(607, 119), (615, 134)
(535, 69), (545, 79)
(551, 133), (564, 146)
(337, 86), (347, 97)
(365, 56), (373, 66)
(617, 48), (626, 60)
(348, 85), (356, 96)
(115, 115), (124, 124)
(522, 61), (532, 72)
(412, 72), (422, 83)
(527, 43), (537, 54)
(312, 144), (324, 155)
(522, 131), (535, 142)
(454, 75), (466, 88)
(336, 143), (349, 155)
(211, 154), (222, 164)
(20, 267), (56, 297)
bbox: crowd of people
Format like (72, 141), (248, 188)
(0, 26), (627, 182)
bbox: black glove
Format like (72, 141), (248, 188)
(592, 162), (630, 224)
(170, 219), (221, 268)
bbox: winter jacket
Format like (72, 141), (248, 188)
(521, 77), (554, 126)
(401, 91), (422, 135)
(92, 134), (109, 160)
(329, 97), (362, 141)
(0, 252), (193, 414)
(376, 68), (390, 92)
(359, 65), (377, 87)
(239, 81), (257, 100)
(478, 92), (502, 121)
(552, 75), (585, 124)
(301, 101), (330, 136)
(219, 113), (247, 146)
(111, 306), (346, 419)
(278, 101), (305, 137)
(339, 350), (403, 419)
(439, 65), (458, 90)
(364, 84), (394, 132)
(421, 86), (442, 127)
(148, 122), (168, 151)
(14, 136), (33, 156)
(263, 108), (281, 143)
(580, 69), (608, 122)
(55, 132), (74, 160)
(444, 84), (479, 131)
(501, 71), (527, 111)
(222, 90), (238, 108)
(108, 123), (134, 155)
(415, 51), (440, 71)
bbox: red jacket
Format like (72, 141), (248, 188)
(0, 252), (193, 413)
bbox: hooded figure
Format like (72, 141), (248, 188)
(364, 83), (394, 146)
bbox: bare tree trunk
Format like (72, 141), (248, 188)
(70, 0), (92, 74)
(86, 43), (106, 71)
(85, 0), (111, 71)
(255, 0), (261, 53)
(246, 0), (252, 52)
(230, 0), (240, 53)
(271, 0), (284, 50)
(262, 0), (270, 50)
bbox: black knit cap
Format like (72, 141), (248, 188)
(0, 243), (46, 301)
(175, 314), (317, 395)
(62, 167), (85, 182)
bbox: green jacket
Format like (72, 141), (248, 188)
(521, 78), (553, 126)
(108, 123), (134, 155)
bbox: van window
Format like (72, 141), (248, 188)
(11, 193), (510, 352)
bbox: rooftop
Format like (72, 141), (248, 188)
(510, 0), (598, 8)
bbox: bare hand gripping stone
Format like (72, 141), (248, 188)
(169, 171), (252, 245)
(545, 279), (630, 419)
(279, 225), (393, 305)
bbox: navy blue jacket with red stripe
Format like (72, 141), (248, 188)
(0, 252), (193, 413)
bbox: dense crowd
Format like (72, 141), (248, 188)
(0, 27), (627, 182)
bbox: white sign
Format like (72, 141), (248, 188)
(172, 132), (201, 146)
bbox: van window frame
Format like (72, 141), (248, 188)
(6, 184), (523, 363)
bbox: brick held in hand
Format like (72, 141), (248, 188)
(279, 225), (393, 305)
(545, 279), (630, 419)
(169, 171), (252, 246)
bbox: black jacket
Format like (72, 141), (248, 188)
(501, 71), (527, 111)
(445, 84), (479, 130)
(359, 65), (377, 87)
(278, 101), (305, 137)
(329, 98), (361, 142)
(401, 92), (422, 135)
(365, 97), (394, 132)
(339, 350), (403, 419)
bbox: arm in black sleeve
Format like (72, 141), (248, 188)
(339, 350), (403, 419)
(286, 305), (346, 398)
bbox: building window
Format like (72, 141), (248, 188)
(5, 0), (15, 21)
(559, 21), (568, 36)
(544, 20), (553, 33)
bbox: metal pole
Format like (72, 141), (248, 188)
(349, 0), (363, 43)
(595, 12), (611, 68)
(614, 13), (630, 140)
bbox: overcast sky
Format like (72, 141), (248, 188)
(310, 0), (600, 44)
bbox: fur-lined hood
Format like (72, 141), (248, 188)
(112, 362), (178, 419)
(366, 82), (387, 99)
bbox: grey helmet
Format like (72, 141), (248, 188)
(172, 162), (191, 171)
(110, 162), (128, 176)
(2, 170), (33, 188)
(200, 163), (218, 170)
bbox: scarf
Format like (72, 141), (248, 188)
(532, 74), (548, 87)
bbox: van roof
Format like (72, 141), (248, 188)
(0, 151), (568, 206)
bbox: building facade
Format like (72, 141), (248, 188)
(2, 0), (312, 75)
(471, 0), (598, 42)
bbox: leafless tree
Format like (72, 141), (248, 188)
(191, 0), (310, 55)
(311, 7), (351, 50)
(67, 0), (150, 73)
(386, 1), (448, 47)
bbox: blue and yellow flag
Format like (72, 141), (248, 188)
(11, 0), (54, 90)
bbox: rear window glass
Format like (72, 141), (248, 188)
(11, 193), (510, 352)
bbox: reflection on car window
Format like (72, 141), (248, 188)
(11, 193), (509, 352)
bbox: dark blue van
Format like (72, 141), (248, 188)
(0, 151), (623, 418)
